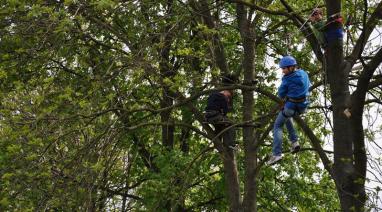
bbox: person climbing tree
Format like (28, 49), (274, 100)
(309, 8), (326, 47)
(205, 74), (238, 150)
(267, 56), (311, 165)
(309, 8), (344, 48)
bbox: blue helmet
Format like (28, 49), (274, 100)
(279, 56), (297, 68)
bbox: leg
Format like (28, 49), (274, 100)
(285, 118), (298, 143)
(272, 111), (288, 156)
(287, 107), (306, 143)
(213, 124), (224, 143)
(222, 125), (236, 147)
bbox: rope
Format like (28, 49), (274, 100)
(283, 3), (321, 40)
(285, 7), (317, 54)
(322, 53), (328, 110)
(301, 13), (343, 40)
(298, 7), (318, 31)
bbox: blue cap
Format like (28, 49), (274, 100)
(279, 56), (297, 68)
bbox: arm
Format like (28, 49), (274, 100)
(278, 79), (288, 99)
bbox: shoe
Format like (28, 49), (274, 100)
(227, 144), (239, 151)
(267, 155), (283, 165)
(290, 142), (300, 153)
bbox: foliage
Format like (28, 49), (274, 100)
(0, 0), (381, 211)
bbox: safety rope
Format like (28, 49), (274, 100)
(322, 52), (328, 109)
(302, 12), (343, 39)
(282, 3), (322, 55)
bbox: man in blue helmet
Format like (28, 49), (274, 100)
(267, 56), (311, 165)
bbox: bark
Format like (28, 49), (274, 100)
(348, 9), (382, 208)
(189, 1), (241, 210)
(181, 97), (241, 211)
(279, 0), (324, 61)
(347, 2), (382, 66)
(325, 1), (356, 210)
(236, 3), (257, 212)
(159, 0), (176, 150)
(294, 117), (334, 177)
(350, 48), (382, 210)
(222, 151), (242, 212)
(198, 0), (230, 75)
(159, 47), (175, 148)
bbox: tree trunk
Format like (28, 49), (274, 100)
(222, 151), (242, 211)
(160, 96), (175, 149)
(350, 109), (367, 210)
(159, 41), (175, 149)
(325, 1), (356, 210)
(236, 3), (257, 212)
(348, 48), (382, 210)
(190, 1), (242, 210)
(159, 0), (175, 150)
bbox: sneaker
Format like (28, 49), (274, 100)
(227, 144), (239, 151)
(290, 142), (300, 153)
(267, 155), (283, 165)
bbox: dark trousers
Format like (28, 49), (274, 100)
(205, 111), (236, 147)
(214, 124), (236, 147)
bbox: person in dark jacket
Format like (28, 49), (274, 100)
(267, 56), (311, 165)
(205, 74), (237, 150)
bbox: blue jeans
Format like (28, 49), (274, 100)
(272, 107), (306, 156)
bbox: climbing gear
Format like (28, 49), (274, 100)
(227, 144), (239, 151)
(204, 110), (224, 124)
(291, 141), (301, 153)
(205, 110), (233, 127)
(281, 106), (306, 118)
(267, 155), (283, 165)
(279, 56), (297, 68)
(297, 5), (321, 33)
(281, 109), (296, 118)
(283, 3), (321, 48)
(286, 96), (306, 103)
(327, 13), (343, 24)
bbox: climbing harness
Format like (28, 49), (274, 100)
(286, 96), (306, 103)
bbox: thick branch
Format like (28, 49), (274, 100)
(229, 0), (290, 16)
(126, 122), (209, 138)
(294, 116), (334, 178)
(193, 0), (230, 74)
(347, 2), (382, 67)
(279, 0), (323, 61)
(352, 47), (382, 106)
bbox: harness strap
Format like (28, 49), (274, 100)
(286, 97), (306, 103)
(205, 110), (222, 118)
(281, 109), (297, 118)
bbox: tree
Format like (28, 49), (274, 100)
(0, 0), (381, 211)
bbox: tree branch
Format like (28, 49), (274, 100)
(279, 0), (323, 61)
(229, 0), (290, 17)
(126, 122), (209, 138)
(352, 47), (382, 108)
(294, 116), (334, 178)
(347, 2), (382, 67)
